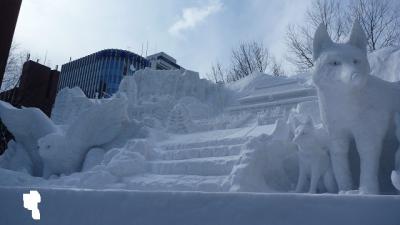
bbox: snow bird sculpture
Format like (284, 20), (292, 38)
(0, 97), (129, 178)
(312, 21), (400, 194)
(0, 101), (58, 176)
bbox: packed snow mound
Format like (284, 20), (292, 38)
(134, 68), (231, 109)
(369, 46), (400, 82)
(115, 76), (139, 120)
(81, 148), (106, 172)
(177, 96), (212, 120)
(228, 135), (298, 192)
(226, 72), (310, 98)
(227, 119), (299, 192)
(124, 68), (233, 126)
(0, 141), (32, 174)
(116, 75), (138, 106)
(293, 100), (321, 125)
(103, 148), (146, 177)
(226, 72), (265, 95)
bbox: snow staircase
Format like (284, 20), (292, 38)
(134, 137), (249, 191)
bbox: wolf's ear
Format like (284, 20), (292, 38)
(347, 20), (367, 53)
(313, 23), (333, 61)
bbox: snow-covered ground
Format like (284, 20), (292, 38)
(1, 187), (400, 225)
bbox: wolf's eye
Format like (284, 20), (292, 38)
(353, 59), (359, 64)
(330, 61), (341, 66)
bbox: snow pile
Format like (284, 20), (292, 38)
(134, 68), (232, 114)
(51, 87), (95, 125)
(226, 71), (313, 103)
(369, 47), (400, 82)
(102, 147), (146, 178)
(226, 72), (291, 97)
(0, 141), (32, 174)
(227, 119), (298, 192)
(177, 96), (212, 120)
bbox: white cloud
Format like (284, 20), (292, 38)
(169, 0), (222, 37)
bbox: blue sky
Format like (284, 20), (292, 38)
(13, 0), (312, 77)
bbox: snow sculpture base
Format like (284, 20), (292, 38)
(1, 187), (400, 225)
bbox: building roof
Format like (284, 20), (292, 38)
(62, 49), (149, 67)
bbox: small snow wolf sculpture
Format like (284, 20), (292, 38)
(313, 21), (400, 194)
(292, 116), (336, 193)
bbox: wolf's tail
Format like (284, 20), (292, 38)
(391, 171), (400, 191)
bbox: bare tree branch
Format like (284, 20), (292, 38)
(208, 40), (272, 83)
(2, 43), (27, 91)
(286, 0), (400, 72)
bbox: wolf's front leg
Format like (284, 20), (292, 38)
(323, 169), (337, 193)
(295, 161), (307, 193)
(355, 137), (382, 194)
(330, 138), (353, 192)
(309, 166), (322, 193)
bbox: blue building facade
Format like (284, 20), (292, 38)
(58, 49), (151, 98)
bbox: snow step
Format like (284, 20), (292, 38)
(160, 145), (243, 160)
(123, 174), (228, 192)
(163, 137), (249, 151)
(149, 156), (239, 176)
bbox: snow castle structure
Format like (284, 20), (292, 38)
(227, 72), (317, 125)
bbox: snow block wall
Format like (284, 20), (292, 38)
(1, 187), (400, 225)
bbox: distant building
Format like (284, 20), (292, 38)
(58, 49), (150, 98)
(0, 60), (59, 154)
(0, 60), (60, 116)
(147, 52), (181, 70)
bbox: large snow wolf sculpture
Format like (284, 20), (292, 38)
(313, 21), (400, 194)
